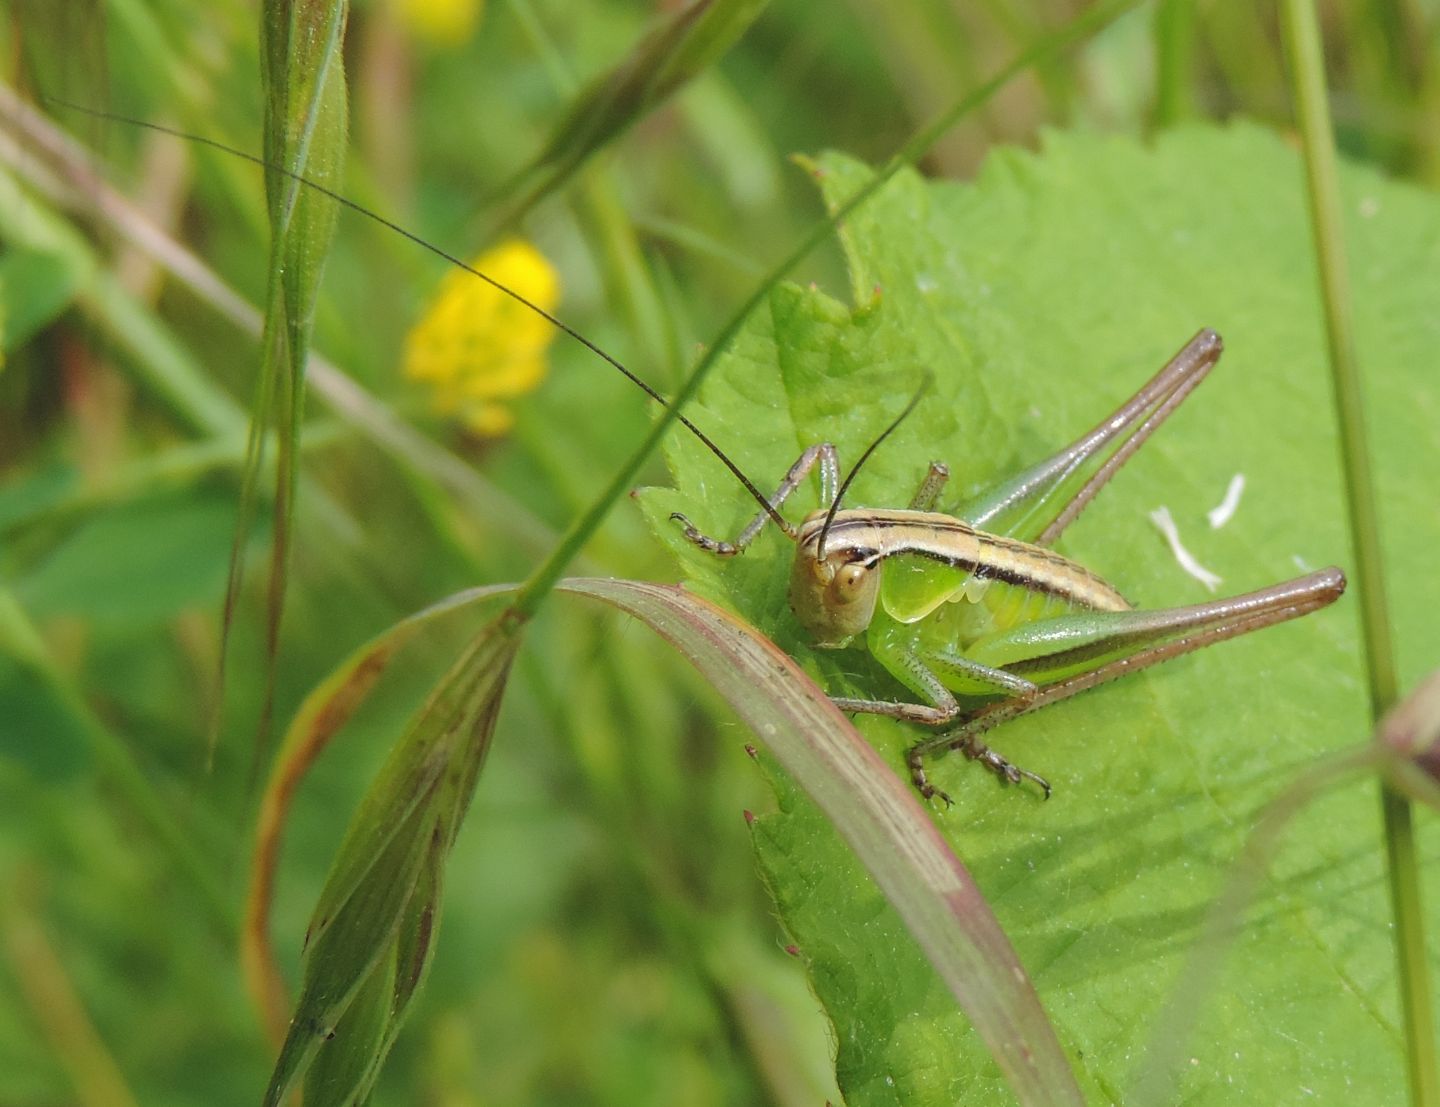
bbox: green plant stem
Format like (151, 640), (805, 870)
(1282, 9), (1400, 715)
(1280, 3), (1436, 1104)
(1153, 0), (1196, 127)
(507, 0), (1145, 622)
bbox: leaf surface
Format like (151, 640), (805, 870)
(641, 122), (1440, 1103)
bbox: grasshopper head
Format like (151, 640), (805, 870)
(788, 545), (880, 649)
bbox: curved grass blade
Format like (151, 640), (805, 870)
(221, 0), (350, 761)
(559, 578), (1083, 1107)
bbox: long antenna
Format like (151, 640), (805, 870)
(817, 375), (931, 558)
(43, 95), (792, 533)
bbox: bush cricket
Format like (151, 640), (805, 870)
(55, 106), (1347, 804)
(670, 328), (1346, 802)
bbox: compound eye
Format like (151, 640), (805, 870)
(833, 562), (870, 604)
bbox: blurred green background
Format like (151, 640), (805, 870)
(0, 1), (1436, 1104)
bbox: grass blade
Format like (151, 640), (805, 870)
(261, 768), (441, 1107)
(221, 0), (350, 761)
(258, 606), (520, 1104)
(244, 584), (512, 1040)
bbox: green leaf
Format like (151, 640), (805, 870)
(15, 490), (249, 625)
(640, 122), (1440, 1103)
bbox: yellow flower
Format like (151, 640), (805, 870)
(390, 0), (483, 48)
(403, 239), (560, 436)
